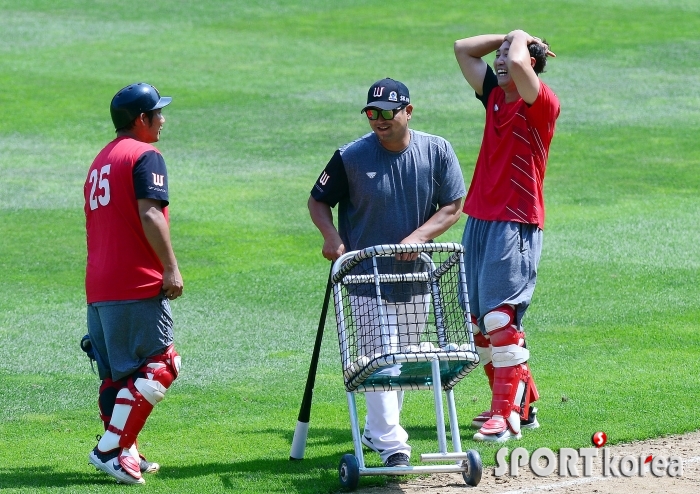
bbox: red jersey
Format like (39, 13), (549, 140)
(463, 71), (560, 229)
(84, 137), (169, 303)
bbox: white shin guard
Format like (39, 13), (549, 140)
(491, 344), (530, 367)
(98, 387), (135, 452)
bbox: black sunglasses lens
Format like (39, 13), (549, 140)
(366, 108), (402, 120)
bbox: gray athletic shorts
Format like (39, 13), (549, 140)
(87, 294), (174, 381)
(461, 217), (542, 334)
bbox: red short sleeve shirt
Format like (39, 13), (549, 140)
(463, 75), (560, 229)
(84, 137), (169, 303)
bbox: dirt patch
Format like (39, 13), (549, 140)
(356, 430), (700, 494)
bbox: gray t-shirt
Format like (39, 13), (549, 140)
(311, 129), (465, 250)
(311, 129), (465, 301)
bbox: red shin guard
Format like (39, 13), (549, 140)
(117, 380), (154, 449)
(484, 306), (532, 431)
(490, 364), (531, 422)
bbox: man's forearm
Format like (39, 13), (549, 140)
(308, 196), (346, 261)
(308, 196), (338, 241)
(141, 208), (178, 270)
(403, 198), (463, 244)
(455, 34), (505, 59)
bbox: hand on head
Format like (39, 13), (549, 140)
(505, 30), (556, 57)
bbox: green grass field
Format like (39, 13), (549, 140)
(1, 1), (699, 492)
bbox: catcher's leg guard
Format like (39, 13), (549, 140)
(472, 315), (494, 384)
(485, 306), (538, 417)
(96, 346), (180, 480)
(95, 379), (149, 480)
(120, 345), (180, 447)
(471, 325), (495, 427)
(98, 378), (121, 430)
(527, 364), (539, 404)
(474, 306), (532, 442)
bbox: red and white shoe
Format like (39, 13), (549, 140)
(472, 405), (539, 430)
(471, 410), (492, 428)
(118, 447), (143, 481)
(473, 415), (522, 442)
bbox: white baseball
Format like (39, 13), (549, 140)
(442, 343), (460, 352)
(343, 363), (355, 381)
(357, 355), (370, 370)
(419, 342), (435, 352)
(344, 355), (370, 380)
(403, 345), (420, 353)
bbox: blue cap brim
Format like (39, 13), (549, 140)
(153, 96), (172, 110)
(361, 101), (403, 113)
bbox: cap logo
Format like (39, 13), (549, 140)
(373, 87), (385, 98)
(388, 91), (398, 102)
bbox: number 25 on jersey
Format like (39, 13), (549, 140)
(88, 164), (111, 210)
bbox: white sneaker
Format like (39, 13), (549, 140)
(140, 457), (160, 473)
(361, 434), (384, 453)
(521, 406), (540, 430)
(89, 447), (145, 484)
(129, 445), (160, 473)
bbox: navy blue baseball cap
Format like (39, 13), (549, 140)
(361, 78), (410, 113)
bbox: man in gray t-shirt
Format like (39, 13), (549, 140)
(308, 78), (466, 468)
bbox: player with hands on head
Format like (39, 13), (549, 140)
(454, 30), (560, 442)
(84, 82), (183, 484)
(308, 78), (466, 467)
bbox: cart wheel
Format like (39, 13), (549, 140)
(461, 449), (482, 486)
(338, 454), (360, 490)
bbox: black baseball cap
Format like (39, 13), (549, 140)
(361, 78), (410, 113)
(110, 83), (172, 130)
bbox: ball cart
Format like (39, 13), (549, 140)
(331, 242), (482, 490)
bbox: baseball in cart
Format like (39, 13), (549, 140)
(330, 242), (482, 490)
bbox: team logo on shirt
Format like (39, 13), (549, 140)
(319, 171), (330, 185)
(366, 172), (376, 178)
(152, 173), (164, 187)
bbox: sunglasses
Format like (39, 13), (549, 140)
(364, 106), (405, 121)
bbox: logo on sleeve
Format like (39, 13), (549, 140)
(366, 172), (376, 179)
(152, 173), (164, 187)
(319, 171), (330, 186)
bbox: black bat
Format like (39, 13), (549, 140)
(289, 265), (333, 460)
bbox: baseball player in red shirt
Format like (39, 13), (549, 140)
(454, 30), (560, 442)
(84, 83), (183, 483)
